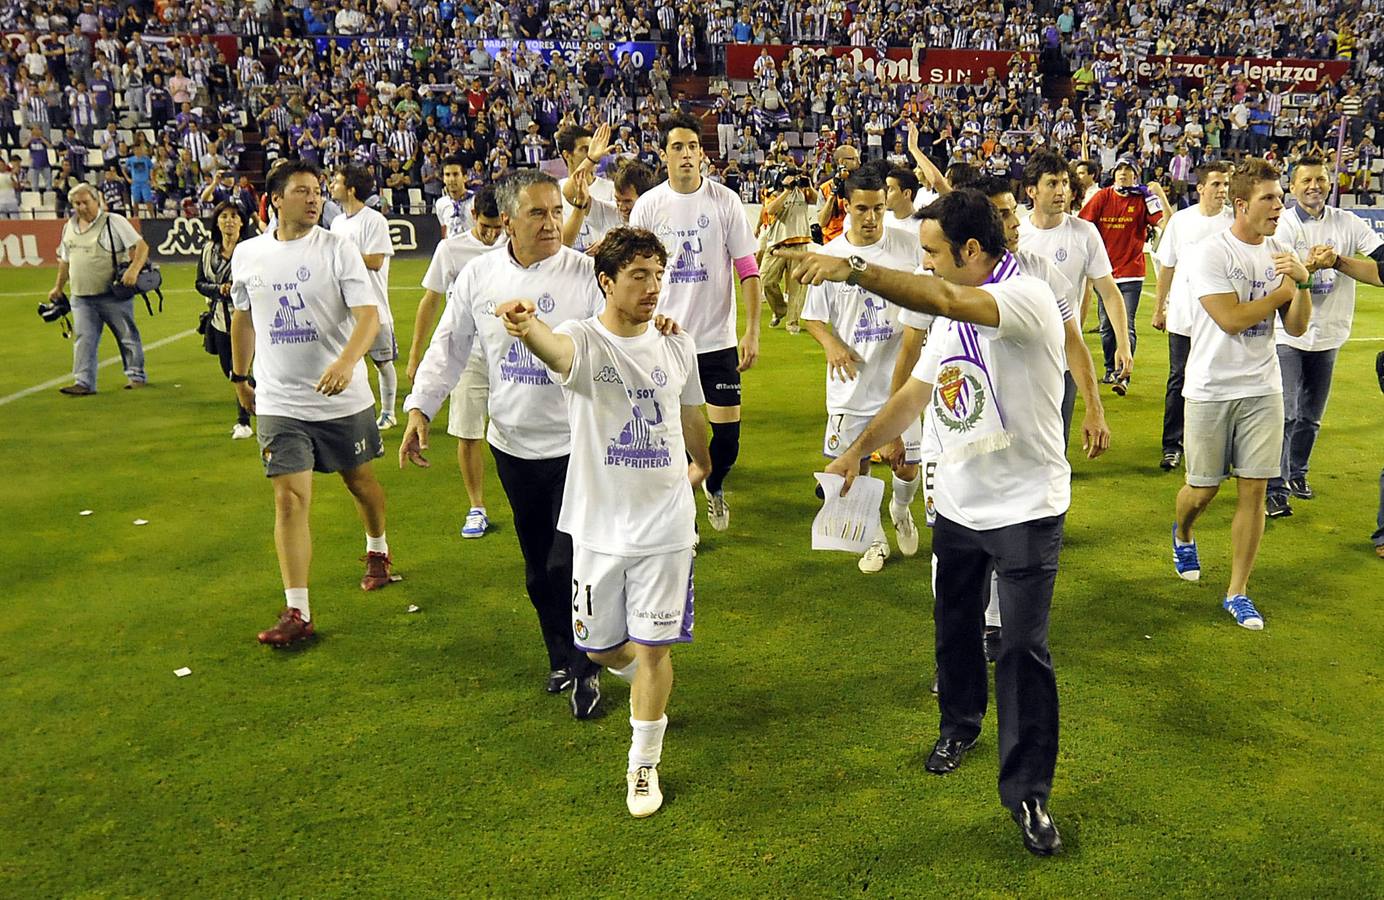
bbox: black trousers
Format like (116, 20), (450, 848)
(1162, 333), (1191, 454)
(210, 328), (252, 426)
(933, 513), (1064, 811)
(490, 446), (599, 678)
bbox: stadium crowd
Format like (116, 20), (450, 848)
(1, 0), (1381, 218)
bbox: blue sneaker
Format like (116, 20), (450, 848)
(1172, 524), (1200, 581)
(461, 507), (489, 539)
(1223, 594), (1264, 630)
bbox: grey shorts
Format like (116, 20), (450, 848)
(1184, 394), (1284, 487)
(369, 322), (398, 363)
(256, 407), (383, 477)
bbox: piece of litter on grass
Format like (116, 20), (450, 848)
(80, 510), (93, 516)
(389, 574), (403, 583)
(133, 518), (149, 526)
(407, 604), (420, 613)
(174, 383), (182, 388)
(174, 667), (192, 677)
(1144, 635), (1152, 640)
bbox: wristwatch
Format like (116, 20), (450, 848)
(845, 255), (867, 285)
(230, 373), (250, 383)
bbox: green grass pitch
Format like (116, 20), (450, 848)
(2, 258), (1381, 897)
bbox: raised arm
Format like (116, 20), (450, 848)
(778, 249), (1000, 326)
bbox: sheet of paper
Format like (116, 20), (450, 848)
(811, 473), (885, 553)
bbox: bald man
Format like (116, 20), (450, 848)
(817, 143), (862, 243)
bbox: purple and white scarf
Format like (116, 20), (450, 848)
(924, 251), (1019, 464)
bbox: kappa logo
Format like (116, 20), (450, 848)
(594, 366), (623, 384)
(156, 217), (211, 256)
(1227, 266), (1247, 281)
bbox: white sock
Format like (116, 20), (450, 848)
(608, 658), (640, 684)
(985, 571), (1002, 628)
(366, 533), (389, 555)
(628, 715), (668, 771)
(890, 472), (919, 518)
(285, 587), (310, 622)
(1174, 531), (1193, 547)
(376, 361), (397, 414)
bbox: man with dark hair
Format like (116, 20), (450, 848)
(1174, 158), (1311, 631)
(434, 154), (473, 238)
(778, 189), (1072, 857)
(1264, 156), (1384, 517)
(883, 166), (921, 234)
(229, 159), (394, 648)
(1072, 158), (1099, 208)
(801, 169), (923, 574)
(630, 112), (764, 534)
(496, 226), (711, 819)
(402, 170), (607, 718)
(563, 157), (657, 251)
(557, 122), (614, 203)
(407, 185), (506, 539)
(1151, 160), (1234, 471)
(330, 164), (399, 429)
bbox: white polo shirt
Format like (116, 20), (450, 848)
(404, 245), (604, 459)
(1018, 213), (1113, 301)
(1154, 204), (1234, 337)
(1273, 204), (1383, 351)
(912, 274), (1071, 530)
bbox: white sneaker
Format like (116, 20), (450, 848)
(704, 486), (730, 532)
(892, 506), (919, 557)
(230, 423), (253, 440)
(626, 765), (663, 818)
(858, 538), (890, 573)
(376, 412), (397, 430)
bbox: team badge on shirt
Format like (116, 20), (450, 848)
(1055, 248), (1068, 262)
(651, 367), (668, 387)
(537, 292), (556, 313)
(933, 364), (986, 432)
(296, 266), (311, 282)
(697, 214), (710, 228)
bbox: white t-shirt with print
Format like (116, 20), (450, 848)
(1018, 213), (1114, 301)
(404, 245), (604, 459)
(629, 177), (759, 353)
(420, 230), (508, 295)
(1183, 230), (1293, 402)
(552, 318), (705, 555)
(329, 204), (394, 326)
(912, 275), (1070, 530)
(1154, 204), (1234, 336)
(569, 196), (625, 253)
(434, 193), (473, 238)
(801, 230), (922, 416)
(1273, 204), (1384, 351)
(230, 228), (377, 421)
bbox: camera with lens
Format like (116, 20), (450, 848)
(38, 293), (73, 338)
(777, 167), (802, 189)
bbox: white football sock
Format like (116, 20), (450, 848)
(985, 571), (1002, 628)
(608, 658), (640, 684)
(376, 361), (397, 415)
(629, 715), (668, 771)
(366, 533), (389, 555)
(890, 472), (919, 518)
(285, 587), (310, 622)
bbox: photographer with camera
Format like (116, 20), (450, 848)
(197, 200), (254, 439)
(49, 183), (150, 396)
(816, 144), (861, 244)
(759, 165), (817, 334)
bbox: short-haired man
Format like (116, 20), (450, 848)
(557, 123), (615, 204)
(434, 154), (473, 238)
(329, 164), (399, 429)
(1264, 156), (1384, 517)
(562, 156), (657, 252)
(402, 170), (607, 718)
(1078, 156), (1166, 394)
(629, 112), (765, 533)
(802, 170), (924, 574)
(49, 183), (151, 395)
(758, 163), (817, 333)
(406, 185), (506, 539)
(497, 226), (711, 818)
(229, 160), (394, 647)
(1173, 158), (1312, 631)
(817, 143), (862, 244)
(779, 189), (1073, 857)
(1151, 161), (1234, 471)
(1072, 158), (1099, 211)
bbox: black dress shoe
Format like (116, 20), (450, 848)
(1012, 796), (1063, 856)
(571, 672), (601, 719)
(545, 667), (574, 694)
(983, 626), (1001, 663)
(924, 736), (977, 774)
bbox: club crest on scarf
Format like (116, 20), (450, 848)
(933, 363), (986, 432)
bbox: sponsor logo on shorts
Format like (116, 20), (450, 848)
(632, 609), (680, 623)
(574, 619), (589, 640)
(714, 383), (739, 392)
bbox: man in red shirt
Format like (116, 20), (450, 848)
(1079, 157), (1169, 395)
